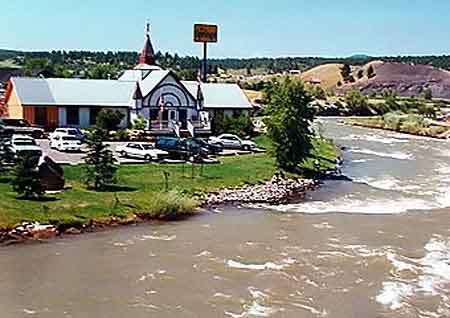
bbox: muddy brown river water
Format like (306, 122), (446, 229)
(1, 119), (450, 318)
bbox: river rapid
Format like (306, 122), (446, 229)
(1, 118), (450, 318)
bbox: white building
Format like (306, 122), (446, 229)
(4, 27), (252, 136)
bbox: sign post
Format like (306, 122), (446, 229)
(194, 24), (218, 82)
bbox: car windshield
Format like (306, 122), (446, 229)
(67, 130), (78, 135)
(4, 119), (28, 127)
(142, 144), (154, 150)
(15, 140), (36, 146)
(62, 136), (78, 141)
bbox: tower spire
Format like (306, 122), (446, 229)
(139, 21), (155, 65)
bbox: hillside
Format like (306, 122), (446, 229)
(300, 63), (344, 89)
(349, 62), (450, 99)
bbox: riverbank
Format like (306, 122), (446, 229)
(0, 137), (339, 244)
(345, 114), (450, 139)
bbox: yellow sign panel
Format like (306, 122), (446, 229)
(194, 24), (218, 43)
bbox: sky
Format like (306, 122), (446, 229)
(1, 0), (450, 58)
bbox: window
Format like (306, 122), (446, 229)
(90, 108), (101, 125)
(149, 109), (159, 121)
(67, 108), (79, 126)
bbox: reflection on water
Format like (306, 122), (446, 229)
(0, 119), (450, 318)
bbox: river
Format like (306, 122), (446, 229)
(1, 118), (450, 318)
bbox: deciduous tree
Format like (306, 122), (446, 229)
(263, 78), (315, 172)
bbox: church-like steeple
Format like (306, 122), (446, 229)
(139, 22), (155, 65)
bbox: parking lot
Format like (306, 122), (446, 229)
(37, 139), (264, 165)
(37, 140), (148, 165)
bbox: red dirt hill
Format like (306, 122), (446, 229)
(350, 62), (450, 99)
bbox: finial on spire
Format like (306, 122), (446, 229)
(145, 20), (150, 36)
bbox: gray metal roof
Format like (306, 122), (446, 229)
(12, 75), (252, 110)
(12, 77), (135, 107)
(182, 81), (252, 109)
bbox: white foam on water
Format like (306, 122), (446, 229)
(377, 238), (450, 312)
(273, 197), (433, 215)
(342, 134), (409, 144)
(354, 176), (402, 191)
(141, 234), (176, 241)
(226, 258), (294, 271)
(376, 282), (414, 310)
(351, 159), (370, 163)
(349, 148), (414, 160)
(224, 287), (282, 318)
(23, 309), (37, 315)
(312, 222), (335, 229)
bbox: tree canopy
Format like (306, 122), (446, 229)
(263, 78), (315, 172)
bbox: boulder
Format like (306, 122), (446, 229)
(64, 227), (82, 235)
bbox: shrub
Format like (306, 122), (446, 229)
(345, 90), (372, 115)
(223, 113), (255, 137)
(11, 153), (44, 199)
(383, 112), (405, 130)
(423, 88), (433, 101)
(113, 129), (131, 141)
(132, 115), (147, 130)
(139, 190), (198, 220)
(96, 110), (125, 131)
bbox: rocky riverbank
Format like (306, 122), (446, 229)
(205, 174), (319, 207)
(0, 171), (338, 246)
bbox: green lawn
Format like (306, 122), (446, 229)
(0, 138), (338, 229)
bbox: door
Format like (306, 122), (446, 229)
(35, 107), (47, 127)
(179, 109), (187, 129)
(169, 110), (177, 122)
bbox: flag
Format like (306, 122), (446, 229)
(159, 94), (165, 114)
(196, 82), (204, 111)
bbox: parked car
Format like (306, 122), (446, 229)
(155, 137), (190, 159)
(49, 128), (86, 142)
(117, 142), (169, 161)
(186, 138), (223, 156)
(5, 135), (43, 158)
(0, 118), (44, 139)
(208, 134), (256, 151)
(50, 134), (83, 152)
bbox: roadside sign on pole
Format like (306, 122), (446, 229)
(194, 24), (218, 43)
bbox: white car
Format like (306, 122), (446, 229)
(117, 143), (169, 161)
(6, 135), (43, 158)
(50, 134), (82, 152)
(208, 134), (256, 151)
(49, 128), (86, 142)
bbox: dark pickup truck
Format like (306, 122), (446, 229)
(0, 118), (44, 139)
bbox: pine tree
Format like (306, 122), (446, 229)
(0, 123), (12, 176)
(340, 64), (353, 82)
(367, 65), (376, 78)
(11, 153), (44, 199)
(83, 127), (117, 190)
